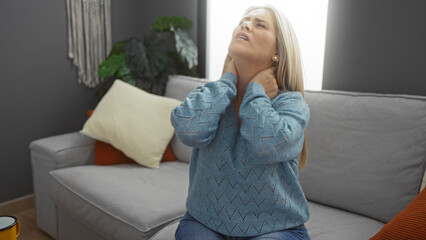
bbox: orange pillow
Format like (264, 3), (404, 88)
(87, 110), (177, 165)
(370, 188), (426, 240)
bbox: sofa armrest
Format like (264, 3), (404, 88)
(30, 131), (95, 169)
(30, 132), (95, 238)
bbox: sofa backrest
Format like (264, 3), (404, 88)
(165, 75), (209, 163)
(299, 90), (426, 223)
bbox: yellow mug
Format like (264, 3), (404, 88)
(0, 216), (20, 240)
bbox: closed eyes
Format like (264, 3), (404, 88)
(238, 17), (269, 29)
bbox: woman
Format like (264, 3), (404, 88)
(172, 5), (310, 240)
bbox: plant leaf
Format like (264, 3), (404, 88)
(121, 75), (137, 86)
(117, 62), (132, 77)
(153, 67), (173, 95)
(123, 38), (151, 78)
(136, 79), (154, 93)
(144, 33), (169, 77)
(108, 38), (133, 56)
(98, 53), (125, 77)
(168, 52), (198, 77)
(171, 26), (198, 69)
(151, 16), (192, 32)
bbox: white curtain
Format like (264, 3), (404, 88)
(66, 0), (112, 88)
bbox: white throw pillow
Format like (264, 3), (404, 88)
(81, 80), (181, 168)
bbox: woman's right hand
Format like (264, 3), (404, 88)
(250, 66), (279, 99)
(224, 58), (238, 77)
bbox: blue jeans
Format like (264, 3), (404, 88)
(175, 212), (310, 240)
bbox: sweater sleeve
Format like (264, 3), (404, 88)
(239, 82), (310, 164)
(171, 72), (237, 148)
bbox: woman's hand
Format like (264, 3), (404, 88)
(250, 67), (279, 99)
(224, 58), (238, 77)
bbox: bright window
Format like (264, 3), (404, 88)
(207, 0), (329, 90)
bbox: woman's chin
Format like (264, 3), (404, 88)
(228, 49), (253, 62)
(229, 42), (249, 55)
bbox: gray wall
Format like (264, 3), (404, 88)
(0, 0), (200, 203)
(323, 0), (426, 96)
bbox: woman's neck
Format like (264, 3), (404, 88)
(232, 59), (267, 125)
(233, 59), (270, 100)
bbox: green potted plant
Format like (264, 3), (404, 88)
(97, 16), (198, 97)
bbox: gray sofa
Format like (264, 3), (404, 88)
(30, 75), (426, 240)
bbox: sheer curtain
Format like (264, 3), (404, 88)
(206, 0), (328, 90)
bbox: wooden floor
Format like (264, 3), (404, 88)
(13, 208), (53, 240)
(0, 195), (53, 240)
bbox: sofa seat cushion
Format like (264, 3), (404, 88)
(306, 201), (384, 240)
(151, 201), (385, 240)
(150, 221), (179, 240)
(49, 162), (189, 239)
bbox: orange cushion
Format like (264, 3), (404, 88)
(94, 140), (134, 165)
(370, 188), (426, 239)
(87, 110), (177, 165)
(161, 144), (179, 162)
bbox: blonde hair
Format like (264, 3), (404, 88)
(223, 5), (308, 169)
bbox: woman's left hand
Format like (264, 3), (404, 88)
(250, 67), (279, 99)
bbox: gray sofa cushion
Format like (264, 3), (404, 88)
(170, 134), (193, 164)
(150, 220), (179, 240)
(49, 162), (189, 239)
(165, 75), (209, 102)
(300, 90), (426, 223)
(150, 201), (385, 240)
(306, 201), (384, 240)
(165, 75), (209, 163)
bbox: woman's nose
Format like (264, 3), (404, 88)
(241, 21), (252, 31)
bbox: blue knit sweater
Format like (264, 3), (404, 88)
(171, 72), (310, 237)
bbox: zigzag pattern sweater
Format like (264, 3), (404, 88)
(171, 72), (310, 237)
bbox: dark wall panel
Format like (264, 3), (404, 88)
(323, 0), (426, 96)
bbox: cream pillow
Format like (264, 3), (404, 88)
(81, 80), (181, 168)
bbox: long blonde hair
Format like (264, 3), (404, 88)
(223, 5), (308, 169)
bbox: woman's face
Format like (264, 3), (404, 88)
(228, 8), (277, 66)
